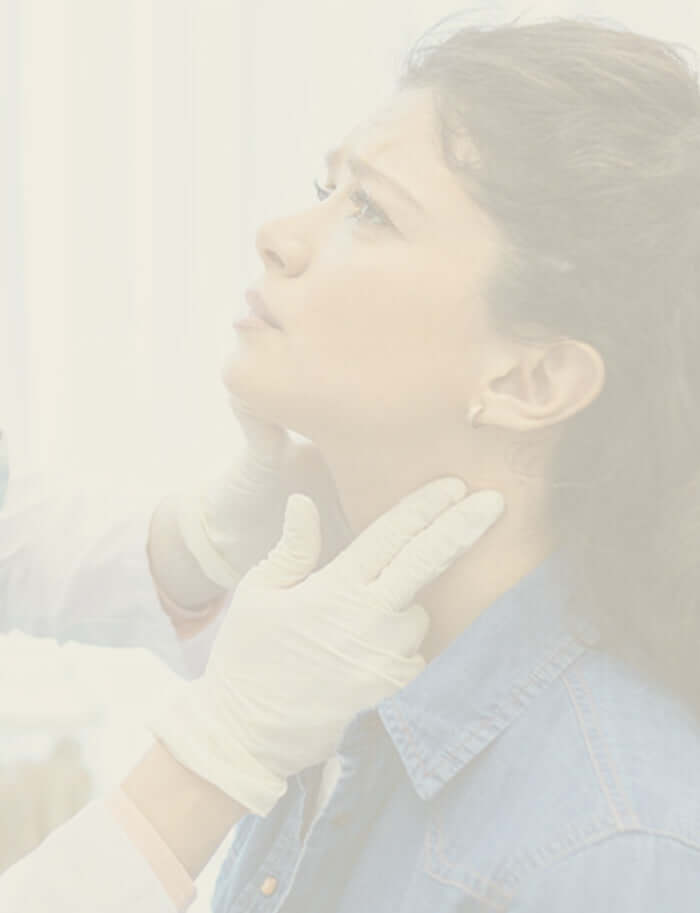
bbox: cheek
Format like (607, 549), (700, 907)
(302, 258), (469, 350)
(293, 272), (478, 413)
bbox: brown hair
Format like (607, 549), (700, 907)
(399, 16), (700, 709)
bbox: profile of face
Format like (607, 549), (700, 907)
(223, 87), (507, 446)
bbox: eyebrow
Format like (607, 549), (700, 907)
(324, 146), (426, 216)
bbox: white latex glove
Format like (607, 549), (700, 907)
(176, 411), (350, 590)
(152, 477), (504, 816)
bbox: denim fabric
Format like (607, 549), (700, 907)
(213, 549), (700, 912)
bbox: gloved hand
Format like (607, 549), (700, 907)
(176, 410), (350, 591)
(152, 477), (504, 816)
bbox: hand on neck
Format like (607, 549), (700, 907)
(316, 427), (556, 662)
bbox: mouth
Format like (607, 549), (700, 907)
(235, 289), (284, 331)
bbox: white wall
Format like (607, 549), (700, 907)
(3, 0), (244, 492)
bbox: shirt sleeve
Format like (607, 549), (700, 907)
(0, 474), (187, 675)
(0, 798), (185, 913)
(509, 832), (700, 913)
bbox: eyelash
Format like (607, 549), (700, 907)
(313, 179), (393, 229)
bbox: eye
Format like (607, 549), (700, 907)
(313, 179), (393, 229)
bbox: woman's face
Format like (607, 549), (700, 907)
(223, 88), (506, 443)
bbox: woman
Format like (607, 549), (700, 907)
(203, 15), (700, 913)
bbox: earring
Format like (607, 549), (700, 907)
(467, 403), (484, 428)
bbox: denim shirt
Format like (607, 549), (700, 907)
(213, 550), (700, 912)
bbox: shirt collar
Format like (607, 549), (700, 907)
(375, 548), (599, 800)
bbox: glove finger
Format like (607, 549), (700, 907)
(373, 600), (430, 657)
(324, 599), (429, 659)
(331, 477), (467, 584)
(367, 490), (504, 609)
(245, 493), (322, 589)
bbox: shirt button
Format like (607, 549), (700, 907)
(260, 876), (278, 896)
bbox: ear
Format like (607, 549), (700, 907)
(479, 339), (606, 432)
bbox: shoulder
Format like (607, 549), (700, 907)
(509, 648), (700, 909)
(424, 645), (700, 908)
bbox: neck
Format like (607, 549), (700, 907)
(316, 428), (555, 661)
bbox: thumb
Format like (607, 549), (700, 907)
(249, 493), (322, 588)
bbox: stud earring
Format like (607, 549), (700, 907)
(467, 403), (484, 428)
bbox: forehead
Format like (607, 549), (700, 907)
(336, 88), (443, 173)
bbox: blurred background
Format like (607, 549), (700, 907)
(2, 0), (700, 908)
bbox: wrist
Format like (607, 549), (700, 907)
(151, 675), (289, 817)
(122, 740), (248, 879)
(107, 788), (195, 909)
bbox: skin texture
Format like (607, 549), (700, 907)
(223, 87), (606, 660)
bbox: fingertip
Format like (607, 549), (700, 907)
(458, 488), (505, 519)
(287, 490), (317, 509)
(438, 476), (468, 501)
(285, 491), (319, 525)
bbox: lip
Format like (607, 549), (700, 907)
(238, 289), (283, 330)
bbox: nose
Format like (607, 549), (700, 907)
(255, 219), (310, 277)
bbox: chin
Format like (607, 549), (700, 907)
(221, 350), (350, 439)
(222, 347), (276, 397)
(222, 361), (294, 429)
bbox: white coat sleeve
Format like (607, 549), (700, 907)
(0, 474), (188, 674)
(0, 800), (181, 913)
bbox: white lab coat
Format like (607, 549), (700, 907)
(0, 475), (219, 911)
(0, 799), (180, 912)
